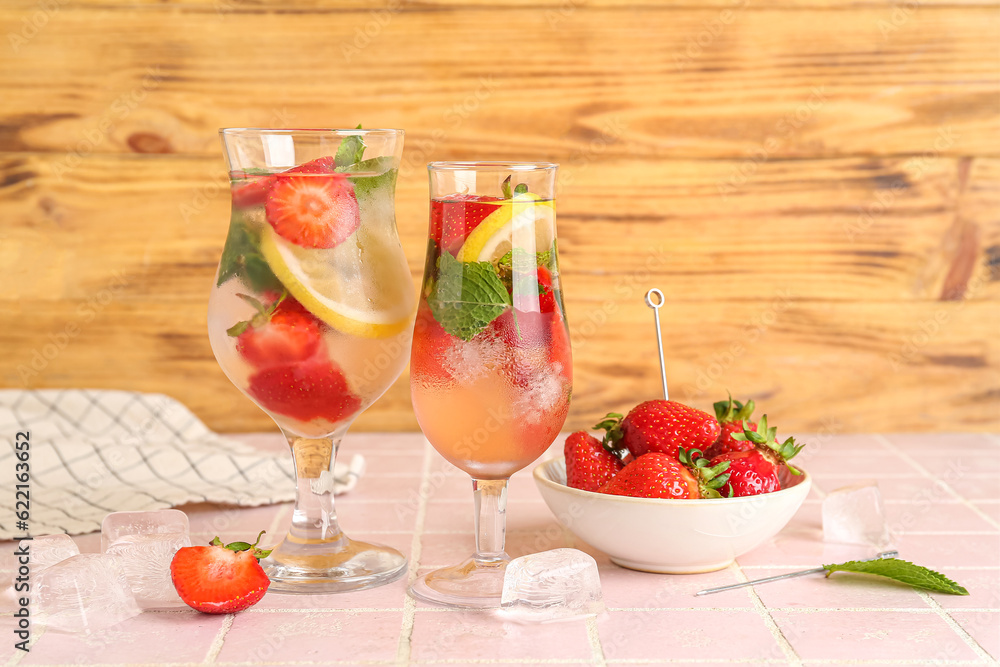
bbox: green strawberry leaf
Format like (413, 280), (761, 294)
(501, 175), (512, 199)
(217, 213), (282, 292)
(824, 558), (968, 595)
(428, 253), (511, 341)
(335, 124), (366, 167)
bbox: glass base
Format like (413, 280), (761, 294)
(409, 556), (510, 609)
(262, 535), (407, 594)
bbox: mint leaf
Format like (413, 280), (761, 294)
(216, 213), (282, 292)
(335, 124), (365, 167)
(338, 156), (397, 199)
(428, 253), (511, 341)
(824, 558), (968, 595)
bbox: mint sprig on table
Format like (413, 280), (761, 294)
(428, 253), (511, 341)
(824, 557), (968, 595)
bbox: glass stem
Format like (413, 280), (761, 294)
(284, 427), (348, 545)
(471, 478), (509, 564)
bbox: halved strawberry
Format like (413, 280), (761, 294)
(170, 532), (271, 614)
(235, 297), (322, 369)
(265, 173), (360, 248)
(247, 358), (362, 423)
(430, 195), (503, 253)
(286, 156), (338, 175)
(230, 170), (275, 208)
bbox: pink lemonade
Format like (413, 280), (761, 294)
(410, 195), (572, 479)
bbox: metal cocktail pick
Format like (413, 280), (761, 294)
(695, 550), (899, 596)
(644, 288), (669, 401)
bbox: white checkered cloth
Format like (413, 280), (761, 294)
(0, 390), (364, 539)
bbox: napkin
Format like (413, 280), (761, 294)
(0, 390), (363, 539)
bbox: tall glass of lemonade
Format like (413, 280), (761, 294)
(410, 162), (572, 607)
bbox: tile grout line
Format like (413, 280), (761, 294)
(875, 435), (1000, 531)
(585, 614), (607, 667)
(728, 561), (803, 666)
(395, 437), (434, 667)
(914, 589), (999, 666)
(202, 614), (235, 664)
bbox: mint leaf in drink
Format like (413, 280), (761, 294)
(335, 124), (366, 167)
(428, 253), (511, 341)
(217, 213), (282, 292)
(339, 156), (397, 199)
(824, 557), (968, 595)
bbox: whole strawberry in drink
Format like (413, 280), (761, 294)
(597, 400), (721, 461)
(598, 450), (730, 500)
(171, 531), (272, 614)
(703, 394), (757, 459)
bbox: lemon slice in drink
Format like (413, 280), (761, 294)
(259, 226), (414, 338)
(456, 197), (556, 263)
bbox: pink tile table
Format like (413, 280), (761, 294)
(3, 432), (998, 666)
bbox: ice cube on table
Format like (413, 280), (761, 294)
(22, 534), (80, 572)
(500, 548), (604, 623)
(105, 532), (190, 609)
(33, 554), (141, 633)
(1, 534), (80, 612)
(101, 509), (189, 552)
(822, 482), (893, 548)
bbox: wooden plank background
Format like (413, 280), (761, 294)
(1, 1), (998, 434)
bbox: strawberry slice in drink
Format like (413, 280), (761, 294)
(429, 194), (504, 253)
(265, 173), (360, 249)
(235, 297), (322, 370)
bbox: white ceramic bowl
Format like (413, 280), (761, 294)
(533, 457), (811, 574)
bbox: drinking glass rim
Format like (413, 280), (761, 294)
(219, 128), (404, 137)
(428, 161), (558, 171)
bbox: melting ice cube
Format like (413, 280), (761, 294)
(822, 482), (893, 548)
(105, 532), (190, 609)
(22, 534), (80, 572)
(33, 554), (141, 633)
(500, 548), (604, 623)
(101, 509), (189, 552)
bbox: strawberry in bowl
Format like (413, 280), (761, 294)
(537, 397), (811, 573)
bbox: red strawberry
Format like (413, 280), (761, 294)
(429, 195), (503, 253)
(598, 451), (728, 500)
(235, 297), (322, 369)
(704, 395), (758, 459)
(247, 358), (362, 423)
(410, 303), (454, 384)
(170, 532), (271, 614)
(230, 171), (275, 207)
(265, 173), (360, 248)
(286, 156), (338, 175)
(598, 400), (721, 461)
(564, 431), (625, 492)
(730, 414), (805, 476)
(709, 450), (780, 497)
(537, 266), (557, 313)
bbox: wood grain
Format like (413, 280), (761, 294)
(5, 154), (998, 304)
(1, 6), (997, 158)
